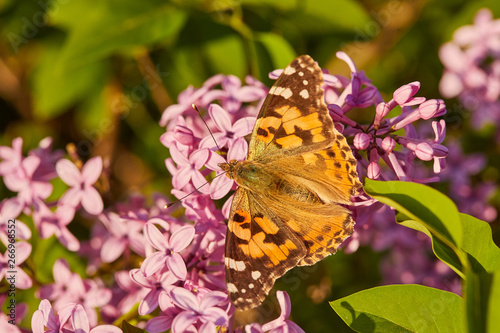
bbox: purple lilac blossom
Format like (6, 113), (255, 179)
(439, 8), (500, 132)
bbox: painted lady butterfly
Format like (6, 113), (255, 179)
(220, 55), (361, 310)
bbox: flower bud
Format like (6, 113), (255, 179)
(414, 142), (433, 161)
(367, 162), (381, 179)
(353, 133), (371, 150)
(381, 137), (396, 153)
(419, 99), (446, 120)
(394, 81), (421, 105)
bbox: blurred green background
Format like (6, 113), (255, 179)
(1, 0), (500, 331)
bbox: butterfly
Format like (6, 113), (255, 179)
(220, 55), (361, 310)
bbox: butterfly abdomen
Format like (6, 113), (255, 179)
(228, 161), (323, 205)
(274, 178), (323, 204)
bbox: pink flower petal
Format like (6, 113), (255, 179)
(90, 325), (124, 333)
(169, 225), (195, 251)
(56, 159), (82, 187)
(69, 304), (90, 333)
(172, 311), (198, 333)
(60, 187), (84, 207)
(141, 252), (167, 277)
(81, 156), (103, 185)
(31, 307), (46, 333)
(210, 175), (234, 200)
(139, 290), (160, 315)
(232, 117), (256, 136)
(58, 227), (80, 252)
(22, 155), (41, 177)
(145, 316), (174, 333)
(101, 237), (127, 263)
(129, 269), (151, 288)
(144, 223), (169, 251)
(209, 104), (232, 133)
(166, 253), (187, 280)
(170, 287), (199, 311)
(81, 187), (104, 215)
(201, 307), (228, 326)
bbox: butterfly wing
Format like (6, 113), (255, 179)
(248, 55), (335, 162)
(225, 187), (306, 310)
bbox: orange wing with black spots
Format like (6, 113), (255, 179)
(225, 188), (306, 309)
(222, 55), (361, 311)
(248, 55), (335, 162)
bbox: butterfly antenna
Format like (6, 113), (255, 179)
(192, 104), (225, 153)
(165, 171), (229, 208)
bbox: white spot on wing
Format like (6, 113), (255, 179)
(300, 89), (309, 99)
(252, 271), (261, 280)
(298, 72), (304, 76)
(284, 66), (296, 75)
(227, 283), (238, 293)
(281, 88), (293, 99)
(241, 289), (246, 293)
(303, 80), (308, 85)
(235, 260), (246, 271)
(227, 258), (246, 271)
(249, 283), (254, 289)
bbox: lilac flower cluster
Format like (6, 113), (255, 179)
(439, 8), (500, 134)
(438, 8), (499, 222)
(162, 52), (456, 298)
(1, 51), (454, 332)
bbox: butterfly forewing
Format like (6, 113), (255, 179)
(224, 55), (361, 311)
(248, 55), (335, 162)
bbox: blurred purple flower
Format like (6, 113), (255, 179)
(1, 294), (25, 332)
(160, 74), (225, 128)
(0, 137), (23, 176)
(32, 299), (122, 333)
(32, 200), (79, 251)
(38, 259), (112, 327)
(3, 155), (53, 206)
(169, 287), (229, 333)
(244, 291), (305, 333)
(0, 241), (32, 289)
(56, 156), (103, 215)
(0, 197), (30, 245)
(201, 75), (268, 113)
(130, 269), (180, 315)
(99, 212), (145, 263)
(439, 8), (500, 130)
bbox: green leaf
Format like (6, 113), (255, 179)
(364, 179), (463, 249)
(460, 213), (500, 273)
(487, 270), (500, 333)
(284, 0), (370, 35)
(331, 284), (465, 333)
(52, 0), (187, 69)
(203, 32), (246, 77)
(255, 32), (296, 69)
(122, 320), (144, 333)
(398, 219), (463, 275)
(241, 0), (298, 11)
(32, 36), (109, 119)
(465, 270), (491, 333)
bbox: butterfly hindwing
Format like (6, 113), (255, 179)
(224, 188), (306, 310)
(248, 55), (335, 162)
